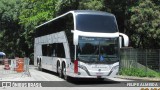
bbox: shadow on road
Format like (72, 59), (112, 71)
(34, 67), (59, 76)
(37, 68), (121, 86)
(67, 78), (120, 85)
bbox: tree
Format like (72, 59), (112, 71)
(129, 0), (160, 48)
(19, 0), (105, 53)
(55, 0), (79, 15)
(78, 0), (104, 10)
(55, 0), (104, 15)
(0, 0), (24, 57)
(19, 0), (59, 56)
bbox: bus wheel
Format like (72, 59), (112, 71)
(58, 63), (63, 78)
(38, 61), (42, 71)
(62, 64), (69, 80)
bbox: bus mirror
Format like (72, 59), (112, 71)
(119, 33), (129, 47)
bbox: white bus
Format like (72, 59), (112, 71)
(34, 10), (129, 80)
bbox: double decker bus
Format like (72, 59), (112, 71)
(34, 10), (129, 80)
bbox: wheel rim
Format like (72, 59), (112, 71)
(38, 62), (41, 70)
(63, 67), (66, 76)
(38, 62), (40, 69)
(58, 66), (62, 77)
(63, 65), (68, 80)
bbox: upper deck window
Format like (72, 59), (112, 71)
(76, 14), (118, 33)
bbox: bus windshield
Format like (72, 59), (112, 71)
(76, 14), (118, 33)
(77, 36), (119, 64)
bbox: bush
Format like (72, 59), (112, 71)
(119, 67), (160, 77)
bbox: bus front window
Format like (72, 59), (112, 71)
(77, 37), (119, 64)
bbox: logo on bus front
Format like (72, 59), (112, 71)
(81, 37), (95, 41)
(92, 65), (108, 69)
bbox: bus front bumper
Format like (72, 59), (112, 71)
(68, 67), (119, 79)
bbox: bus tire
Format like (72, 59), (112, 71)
(62, 63), (69, 80)
(57, 62), (63, 78)
(56, 61), (59, 73)
(38, 59), (42, 71)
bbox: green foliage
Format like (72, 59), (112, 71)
(120, 68), (160, 77)
(0, 0), (160, 58)
(0, 0), (19, 21)
(79, 0), (104, 10)
(54, 0), (79, 15)
(19, 0), (105, 52)
(0, 0), (25, 57)
(19, 0), (58, 52)
(19, 0), (57, 28)
(55, 0), (104, 15)
(129, 0), (160, 48)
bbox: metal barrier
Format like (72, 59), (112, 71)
(0, 58), (31, 78)
(120, 48), (160, 72)
(22, 57), (31, 77)
(10, 59), (17, 70)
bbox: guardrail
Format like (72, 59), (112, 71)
(120, 48), (160, 72)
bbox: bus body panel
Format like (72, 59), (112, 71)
(66, 62), (119, 78)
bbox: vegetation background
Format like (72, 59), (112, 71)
(0, 0), (160, 58)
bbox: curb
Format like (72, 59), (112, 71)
(116, 75), (160, 81)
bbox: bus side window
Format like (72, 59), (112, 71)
(56, 43), (66, 58)
(50, 44), (56, 57)
(42, 44), (48, 56)
(52, 49), (55, 57)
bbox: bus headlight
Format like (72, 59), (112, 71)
(78, 65), (87, 71)
(112, 65), (119, 71)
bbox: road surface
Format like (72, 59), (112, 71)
(0, 65), (134, 87)
(1, 65), (159, 90)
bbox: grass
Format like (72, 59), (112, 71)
(119, 67), (160, 78)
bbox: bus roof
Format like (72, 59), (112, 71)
(73, 10), (114, 16)
(36, 10), (115, 29)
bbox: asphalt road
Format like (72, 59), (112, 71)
(0, 65), (134, 87)
(25, 65), (133, 87)
(0, 65), (158, 90)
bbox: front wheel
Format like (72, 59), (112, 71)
(37, 61), (42, 71)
